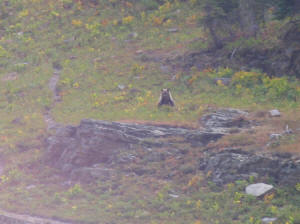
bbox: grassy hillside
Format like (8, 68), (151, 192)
(0, 0), (299, 223)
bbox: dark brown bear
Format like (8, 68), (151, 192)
(157, 88), (175, 107)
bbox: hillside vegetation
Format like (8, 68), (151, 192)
(0, 0), (299, 223)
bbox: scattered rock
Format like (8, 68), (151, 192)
(26, 185), (36, 190)
(245, 183), (274, 197)
(169, 193), (179, 198)
(93, 57), (102, 63)
(168, 28), (178, 33)
(118, 84), (125, 90)
(269, 109), (281, 117)
(269, 133), (282, 140)
(261, 217), (278, 223)
(135, 50), (143, 54)
(128, 32), (138, 39)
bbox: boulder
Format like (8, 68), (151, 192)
(269, 109), (281, 117)
(200, 108), (250, 132)
(245, 183), (274, 197)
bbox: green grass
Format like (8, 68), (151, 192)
(0, 0), (298, 223)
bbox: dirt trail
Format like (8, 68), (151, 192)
(43, 69), (62, 130)
(0, 70), (73, 224)
(0, 209), (71, 224)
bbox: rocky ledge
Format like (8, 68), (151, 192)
(45, 119), (224, 173)
(199, 148), (300, 186)
(44, 109), (299, 187)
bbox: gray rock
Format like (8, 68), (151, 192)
(200, 108), (250, 132)
(269, 109), (281, 117)
(269, 133), (282, 140)
(128, 32), (138, 39)
(25, 185), (36, 190)
(245, 183), (274, 197)
(118, 84), (125, 90)
(45, 119), (224, 174)
(199, 148), (300, 186)
(168, 28), (178, 32)
(135, 50), (143, 54)
(261, 217), (277, 223)
(169, 194), (179, 198)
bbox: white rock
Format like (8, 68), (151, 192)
(152, 130), (165, 136)
(118, 84), (125, 90)
(269, 109), (281, 117)
(261, 217), (277, 223)
(269, 133), (282, 140)
(26, 185), (36, 190)
(169, 194), (179, 198)
(168, 28), (178, 32)
(245, 183), (274, 197)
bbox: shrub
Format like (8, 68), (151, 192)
(263, 77), (298, 101)
(139, 0), (160, 11)
(232, 71), (266, 88)
(216, 67), (234, 78)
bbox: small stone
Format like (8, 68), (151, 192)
(93, 57), (102, 63)
(168, 28), (178, 33)
(118, 84), (125, 90)
(135, 50), (143, 54)
(152, 130), (165, 136)
(245, 183), (274, 197)
(169, 194), (179, 198)
(269, 109), (281, 117)
(128, 32), (138, 39)
(26, 185), (36, 190)
(261, 217), (277, 223)
(269, 133), (282, 140)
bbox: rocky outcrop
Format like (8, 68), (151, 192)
(45, 119), (224, 175)
(200, 108), (250, 132)
(45, 109), (299, 187)
(199, 148), (300, 186)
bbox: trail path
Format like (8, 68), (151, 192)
(0, 70), (72, 224)
(43, 69), (62, 130)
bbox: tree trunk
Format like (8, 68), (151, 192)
(239, 0), (258, 37)
(207, 20), (223, 49)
